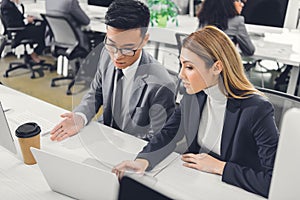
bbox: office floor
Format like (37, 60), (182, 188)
(0, 54), (86, 111)
(0, 50), (283, 112)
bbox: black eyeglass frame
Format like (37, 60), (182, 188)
(104, 35), (145, 57)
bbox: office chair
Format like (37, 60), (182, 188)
(71, 43), (104, 97)
(257, 87), (300, 130)
(175, 32), (188, 94)
(41, 14), (89, 95)
(0, 10), (54, 79)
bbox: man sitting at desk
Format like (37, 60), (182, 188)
(50, 0), (176, 142)
(45, 0), (91, 52)
(1, 0), (46, 63)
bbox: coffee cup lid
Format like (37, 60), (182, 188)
(15, 122), (41, 138)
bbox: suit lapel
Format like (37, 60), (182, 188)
(127, 51), (149, 118)
(187, 92), (206, 153)
(103, 62), (116, 126)
(128, 74), (147, 115)
(220, 98), (241, 160)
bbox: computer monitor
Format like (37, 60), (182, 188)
(87, 0), (114, 7)
(242, 0), (289, 28)
(87, 0), (114, 19)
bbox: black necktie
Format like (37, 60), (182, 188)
(112, 69), (124, 129)
(116, 68), (124, 81)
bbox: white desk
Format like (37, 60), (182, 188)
(246, 25), (300, 95)
(153, 157), (265, 200)
(0, 85), (268, 199)
(0, 85), (175, 199)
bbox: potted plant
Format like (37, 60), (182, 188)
(147, 0), (179, 27)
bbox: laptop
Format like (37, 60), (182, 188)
(0, 101), (17, 154)
(269, 108), (300, 200)
(30, 148), (119, 200)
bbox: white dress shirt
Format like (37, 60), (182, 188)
(77, 52), (142, 126)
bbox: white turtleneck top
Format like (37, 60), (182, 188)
(197, 82), (227, 155)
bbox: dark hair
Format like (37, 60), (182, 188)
(197, 0), (238, 30)
(105, 0), (150, 36)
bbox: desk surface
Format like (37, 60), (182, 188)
(0, 85), (267, 199)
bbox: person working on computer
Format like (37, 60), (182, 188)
(112, 26), (279, 198)
(197, 0), (255, 56)
(1, 0), (46, 63)
(45, 0), (91, 52)
(50, 0), (176, 142)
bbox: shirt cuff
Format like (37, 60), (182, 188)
(23, 18), (28, 25)
(74, 112), (88, 126)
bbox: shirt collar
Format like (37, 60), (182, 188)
(203, 79), (227, 103)
(121, 51), (142, 80)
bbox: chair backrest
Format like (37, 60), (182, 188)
(40, 13), (79, 49)
(257, 87), (300, 130)
(175, 32), (188, 56)
(175, 33), (188, 96)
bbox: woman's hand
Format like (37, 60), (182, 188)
(112, 159), (149, 181)
(50, 113), (84, 141)
(181, 153), (226, 175)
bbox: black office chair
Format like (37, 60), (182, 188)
(41, 14), (89, 95)
(0, 10), (54, 79)
(257, 87), (300, 130)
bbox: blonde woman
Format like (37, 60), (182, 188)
(113, 26), (278, 198)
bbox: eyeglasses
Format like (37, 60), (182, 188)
(104, 36), (144, 57)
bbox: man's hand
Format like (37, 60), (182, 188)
(112, 159), (149, 181)
(50, 113), (84, 141)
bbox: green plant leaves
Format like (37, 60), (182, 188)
(147, 0), (179, 27)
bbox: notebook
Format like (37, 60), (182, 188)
(268, 108), (300, 200)
(0, 101), (17, 154)
(30, 148), (119, 200)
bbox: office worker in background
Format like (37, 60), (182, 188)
(197, 0), (255, 56)
(113, 26), (279, 198)
(50, 0), (176, 142)
(45, 0), (91, 52)
(0, 0), (46, 63)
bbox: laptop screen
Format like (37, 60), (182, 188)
(0, 101), (17, 154)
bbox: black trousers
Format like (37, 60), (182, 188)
(13, 20), (46, 55)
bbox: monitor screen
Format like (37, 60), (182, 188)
(87, 0), (114, 7)
(242, 0), (289, 28)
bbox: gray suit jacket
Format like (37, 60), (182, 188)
(225, 16), (255, 56)
(46, 0), (90, 51)
(74, 49), (176, 140)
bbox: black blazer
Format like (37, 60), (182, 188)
(1, 0), (25, 27)
(138, 91), (279, 198)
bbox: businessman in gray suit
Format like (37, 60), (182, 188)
(45, 0), (91, 51)
(50, 0), (176, 142)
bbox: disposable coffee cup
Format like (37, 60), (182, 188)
(15, 122), (41, 165)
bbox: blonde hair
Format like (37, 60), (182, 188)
(182, 25), (261, 99)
